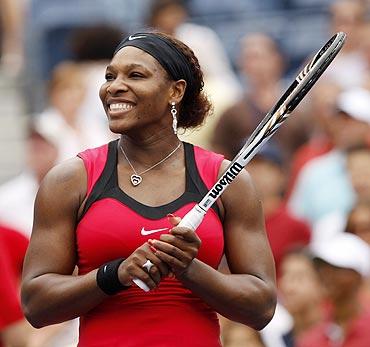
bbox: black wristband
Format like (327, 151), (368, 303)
(96, 258), (130, 295)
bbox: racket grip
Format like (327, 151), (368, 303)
(132, 278), (150, 292)
(133, 206), (206, 292)
(178, 205), (206, 231)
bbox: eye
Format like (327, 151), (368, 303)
(129, 71), (145, 79)
(105, 73), (115, 81)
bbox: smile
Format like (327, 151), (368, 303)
(108, 103), (135, 114)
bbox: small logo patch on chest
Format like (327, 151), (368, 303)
(140, 227), (169, 236)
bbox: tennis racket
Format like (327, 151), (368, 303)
(133, 31), (346, 292)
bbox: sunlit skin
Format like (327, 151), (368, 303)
(347, 149), (370, 202)
(279, 253), (323, 338)
(315, 260), (362, 317)
(21, 37), (276, 335)
(99, 46), (185, 141)
(346, 203), (370, 245)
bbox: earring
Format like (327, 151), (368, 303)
(171, 102), (178, 135)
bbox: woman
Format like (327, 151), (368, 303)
(21, 32), (276, 347)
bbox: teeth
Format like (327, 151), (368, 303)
(109, 103), (134, 111)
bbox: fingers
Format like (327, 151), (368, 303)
(117, 243), (170, 290)
(149, 237), (200, 276)
(167, 213), (182, 226)
(168, 227), (201, 243)
(149, 240), (190, 273)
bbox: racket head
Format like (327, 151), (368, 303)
(286, 32), (346, 112)
(240, 32), (346, 155)
(198, 32), (346, 213)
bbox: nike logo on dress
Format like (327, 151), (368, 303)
(140, 227), (169, 236)
(128, 35), (146, 41)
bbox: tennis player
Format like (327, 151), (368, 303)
(21, 31), (276, 347)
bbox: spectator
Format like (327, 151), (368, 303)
(220, 316), (266, 347)
(0, 0), (25, 74)
(308, 144), (370, 253)
(346, 145), (370, 204)
(0, 125), (58, 237)
(34, 61), (108, 163)
(278, 249), (324, 346)
(248, 143), (311, 276)
(345, 200), (370, 246)
(287, 87), (370, 227)
(0, 233), (32, 347)
(69, 24), (124, 136)
(345, 200), (370, 300)
(211, 33), (309, 163)
(286, 79), (342, 199)
(324, 0), (368, 89)
(298, 233), (370, 347)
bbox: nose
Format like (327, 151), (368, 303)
(107, 77), (129, 95)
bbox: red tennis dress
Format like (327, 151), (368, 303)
(76, 140), (225, 347)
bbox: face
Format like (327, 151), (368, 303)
(99, 46), (176, 136)
(27, 135), (58, 183)
(239, 34), (283, 84)
(248, 158), (285, 201)
(316, 261), (362, 304)
(330, 113), (370, 150)
(279, 254), (323, 315)
(50, 81), (86, 121)
(310, 80), (341, 136)
(347, 149), (370, 201)
(347, 204), (370, 245)
(330, 1), (364, 45)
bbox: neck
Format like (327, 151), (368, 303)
(118, 133), (181, 167)
(332, 296), (361, 326)
(293, 305), (322, 337)
(262, 196), (282, 216)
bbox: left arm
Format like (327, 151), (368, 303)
(151, 161), (277, 330)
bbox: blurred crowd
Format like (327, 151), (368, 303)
(1, 0), (370, 346)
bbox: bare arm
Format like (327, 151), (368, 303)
(21, 158), (107, 328)
(152, 160), (277, 330)
(21, 157), (170, 328)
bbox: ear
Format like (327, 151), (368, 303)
(168, 79), (187, 105)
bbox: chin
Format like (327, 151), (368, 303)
(107, 118), (129, 134)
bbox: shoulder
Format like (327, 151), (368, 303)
(192, 144), (224, 162)
(219, 159), (259, 208)
(77, 141), (111, 163)
(38, 157), (87, 204)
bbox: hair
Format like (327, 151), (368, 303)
(47, 61), (84, 96)
(155, 32), (213, 129)
(147, 0), (187, 27)
(69, 24), (124, 61)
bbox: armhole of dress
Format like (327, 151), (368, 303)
(78, 141), (118, 222)
(184, 143), (223, 218)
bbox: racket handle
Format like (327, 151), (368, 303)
(133, 205), (206, 292)
(178, 204), (206, 231)
(132, 259), (154, 292)
(132, 278), (150, 292)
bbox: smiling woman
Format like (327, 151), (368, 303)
(21, 31), (276, 347)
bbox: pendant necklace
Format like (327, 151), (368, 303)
(119, 142), (182, 186)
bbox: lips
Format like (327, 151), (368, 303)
(109, 102), (134, 110)
(107, 101), (135, 115)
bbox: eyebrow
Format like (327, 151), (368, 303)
(106, 63), (152, 74)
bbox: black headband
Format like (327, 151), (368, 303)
(114, 32), (196, 92)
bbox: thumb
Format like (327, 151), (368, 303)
(167, 213), (182, 226)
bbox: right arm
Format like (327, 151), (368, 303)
(21, 158), (107, 328)
(21, 158), (168, 328)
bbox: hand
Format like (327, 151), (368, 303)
(148, 214), (201, 277)
(117, 242), (170, 290)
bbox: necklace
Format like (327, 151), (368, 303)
(119, 142), (182, 186)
